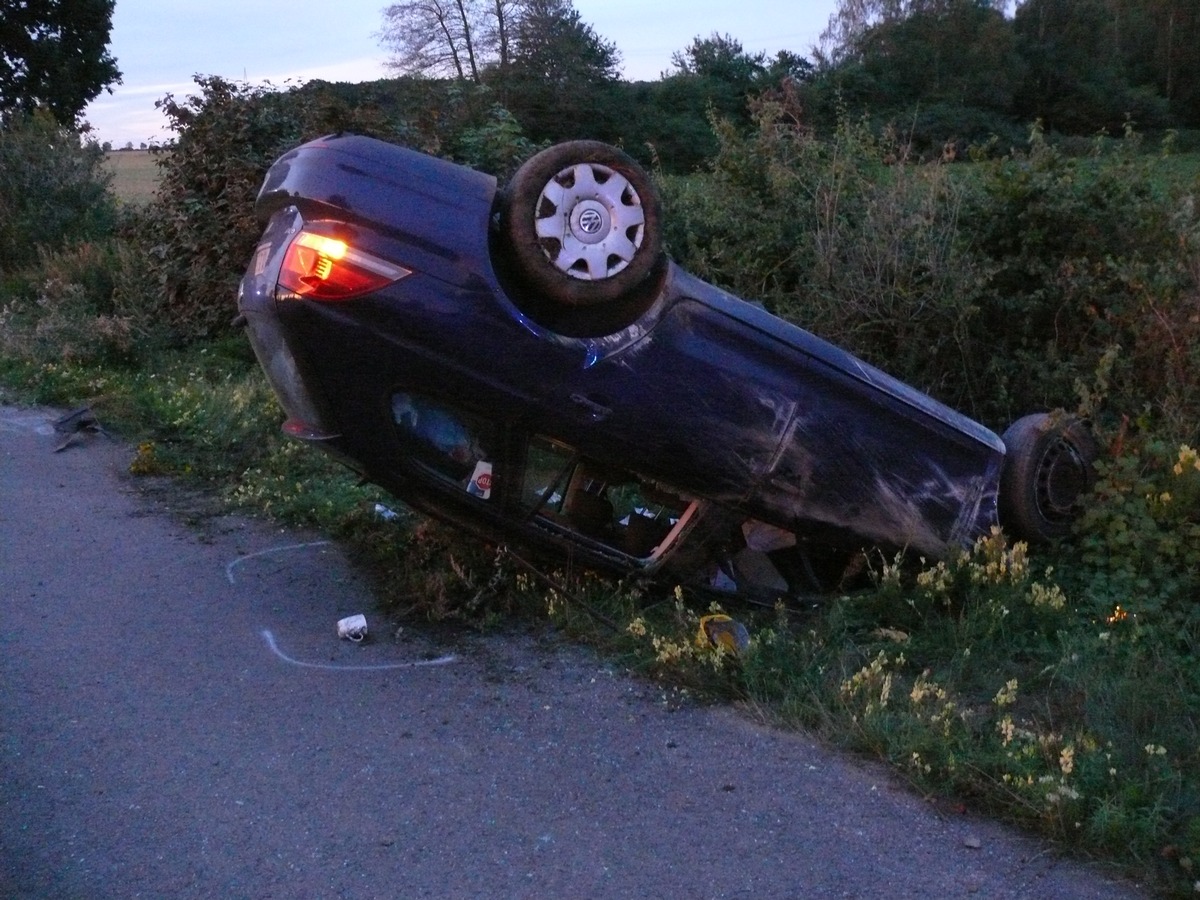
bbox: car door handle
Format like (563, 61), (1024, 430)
(569, 392), (612, 422)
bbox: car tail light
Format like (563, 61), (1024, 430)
(278, 230), (410, 301)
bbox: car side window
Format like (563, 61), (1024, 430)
(522, 435), (690, 559)
(391, 393), (495, 499)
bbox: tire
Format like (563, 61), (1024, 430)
(500, 141), (664, 312)
(998, 413), (1099, 543)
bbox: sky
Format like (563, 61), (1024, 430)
(83, 0), (837, 147)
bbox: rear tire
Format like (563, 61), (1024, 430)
(499, 141), (664, 334)
(999, 413), (1098, 543)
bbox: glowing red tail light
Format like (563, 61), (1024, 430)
(278, 230), (410, 301)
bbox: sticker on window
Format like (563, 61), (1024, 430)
(467, 461), (493, 499)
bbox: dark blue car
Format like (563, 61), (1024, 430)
(237, 135), (1096, 597)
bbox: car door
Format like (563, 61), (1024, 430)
(548, 297), (801, 508)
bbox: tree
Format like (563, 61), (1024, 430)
(818, 0), (1013, 66)
(663, 34), (773, 135)
(1103, 0), (1200, 126)
(481, 0), (523, 77)
(0, 109), (114, 273)
(764, 50), (816, 84)
(379, 0), (488, 82)
(379, 0), (534, 84)
(506, 0), (620, 87)
(670, 33), (766, 84)
(856, 1), (1021, 111)
(1012, 0), (1169, 132)
(500, 0), (622, 141)
(0, 0), (121, 125)
(805, 0), (1024, 147)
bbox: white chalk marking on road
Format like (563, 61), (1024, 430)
(225, 540), (333, 584)
(260, 629), (457, 671)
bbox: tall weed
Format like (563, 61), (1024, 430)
(0, 239), (172, 367)
(660, 102), (988, 412)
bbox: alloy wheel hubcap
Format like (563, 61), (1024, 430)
(571, 201), (610, 244)
(534, 162), (645, 281)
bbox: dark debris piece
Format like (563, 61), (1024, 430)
(53, 406), (107, 452)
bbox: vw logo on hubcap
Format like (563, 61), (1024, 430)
(578, 208), (604, 235)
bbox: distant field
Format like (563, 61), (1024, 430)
(104, 149), (163, 205)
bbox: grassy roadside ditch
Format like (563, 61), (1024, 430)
(2, 338), (1198, 895)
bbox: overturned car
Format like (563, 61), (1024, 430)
(237, 135), (1097, 597)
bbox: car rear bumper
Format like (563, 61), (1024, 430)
(237, 208), (339, 443)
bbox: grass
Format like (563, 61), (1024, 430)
(1156, 151), (1200, 191)
(104, 149), (163, 205)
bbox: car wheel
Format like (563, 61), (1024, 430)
(501, 141), (664, 312)
(998, 413), (1099, 543)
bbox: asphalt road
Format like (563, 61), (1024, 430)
(0, 405), (1146, 899)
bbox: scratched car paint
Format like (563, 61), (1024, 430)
(237, 134), (1097, 598)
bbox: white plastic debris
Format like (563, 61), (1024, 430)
(337, 614), (368, 642)
(373, 503), (401, 522)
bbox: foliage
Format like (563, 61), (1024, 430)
(379, 0), (542, 84)
(0, 238), (171, 367)
(957, 125), (1200, 427)
(660, 100), (987, 410)
(1012, 0), (1171, 134)
(505, 0), (619, 85)
(448, 101), (540, 178)
(136, 76), (407, 340)
(1073, 440), (1200, 630)
(0, 0), (121, 125)
(732, 528), (1200, 890)
(498, 0), (622, 142)
(378, 0), (619, 109)
(380, 0), (492, 83)
(823, 0), (1023, 147)
(646, 33), (810, 157)
(0, 110), (115, 273)
(617, 79), (730, 170)
(670, 32), (766, 84)
(661, 104), (1200, 432)
(810, 0), (1200, 148)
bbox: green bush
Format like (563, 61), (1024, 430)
(660, 102), (987, 408)
(0, 237), (172, 367)
(0, 110), (115, 274)
(662, 109), (1200, 437)
(137, 76), (408, 340)
(956, 125), (1199, 428)
(446, 100), (539, 179)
